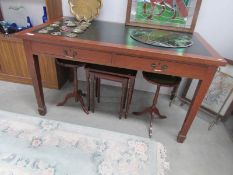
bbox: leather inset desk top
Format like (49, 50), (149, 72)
(33, 17), (210, 57)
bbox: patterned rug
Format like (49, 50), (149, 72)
(0, 110), (169, 175)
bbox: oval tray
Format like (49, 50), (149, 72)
(131, 29), (193, 48)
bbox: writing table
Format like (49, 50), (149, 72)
(17, 17), (227, 143)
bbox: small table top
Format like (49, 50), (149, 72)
(16, 17), (227, 67)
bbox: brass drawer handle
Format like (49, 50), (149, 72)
(161, 65), (168, 70)
(151, 64), (162, 72)
(151, 64), (157, 69)
(151, 64), (168, 72)
(65, 55), (74, 59)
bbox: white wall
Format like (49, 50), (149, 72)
(195, 0), (233, 60)
(0, 0), (45, 27)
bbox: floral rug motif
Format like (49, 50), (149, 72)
(0, 110), (169, 175)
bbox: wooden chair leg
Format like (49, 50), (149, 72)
(119, 79), (128, 119)
(152, 85), (167, 118)
(125, 78), (135, 118)
(57, 67), (77, 106)
(90, 74), (95, 113)
(123, 79), (129, 110)
(73, 68), (79, 102)
(86, 70), (90, 111)
(152, 106), (167, 119)
(170, 85), (178, 100)
(152, 85), (160, 106)
(95, 78), (99, 98)
(57, 67), (89, 114)
(97, 78), (101, 103)
(133, 106), (152, 116)
(76, 92), (89, 114)
(129, 78), (135, 105)
(57, 92), (75, 106)
(133, 85), (166, 118)
(169, 84), (180, 107)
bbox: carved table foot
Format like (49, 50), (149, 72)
(177, 132), (186, 143)
(38, 106), (47, 116)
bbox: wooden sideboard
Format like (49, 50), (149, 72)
(0, 0), (66, 89)
(17, 17), (227, 143)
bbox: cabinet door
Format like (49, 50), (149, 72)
(0, 37), (30, 78)
(0, 36), (64, 88)
(39, 54), (60, 88)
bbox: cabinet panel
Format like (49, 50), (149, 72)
(0, 36), (30, 78)
(39, 54), (59, 88)
(0, 36), (64, 88)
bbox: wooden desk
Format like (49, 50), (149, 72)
(17, 17), (227, 143)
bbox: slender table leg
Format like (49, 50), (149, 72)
(23, 41), (46, 116)
(177, 67), (217, 143)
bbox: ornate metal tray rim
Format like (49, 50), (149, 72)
(68, 0), (102, 22)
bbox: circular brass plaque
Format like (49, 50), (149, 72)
(68, 0), (102, 22)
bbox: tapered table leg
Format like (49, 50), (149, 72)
(177, 67), (217, 143)
(24, 41), (46, 116)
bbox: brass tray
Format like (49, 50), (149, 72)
(68, 0), (102, 22)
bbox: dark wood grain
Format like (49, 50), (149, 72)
(0, 5), (3, 21)
(17, 17), (227, 143)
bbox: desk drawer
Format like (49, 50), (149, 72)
(112, 55), (206, 78)
(31, 43), (112, 65)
